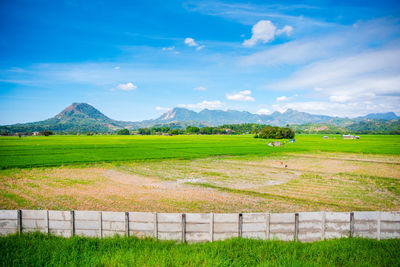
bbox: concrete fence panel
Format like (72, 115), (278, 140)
(48, 210), (72, 237)
(298, 212), (324, 242)
(353, 211), (379, 239)
(128, 212), (156, 238)
(21, 210), (48, 234)
(185, 213), (212, 243)
(379, 211), (400, 239)
(0, 210), (18, 236)
(74, 210), (101, 237)
(242, 213), (267, 239)
(157, 213), (183, 241)
(102, 211), (125, 237)
(325, 212), (350, 239)
(213, 213), (239, 241)
(270, 213), (295, 241)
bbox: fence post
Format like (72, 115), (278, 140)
(154, 212), (158, 240)
(350, 212), (354, 237)
(125, 212), (130, 238)
(99, 212), (103, 238)
(377, 211), (381, 240)
(70, 210), (75, 237)
(265, 212), (270, 240)
(238, 213), (243, 238)
(210, 213), (214, 242)
(294, 213), (299, 241)
(45, 210), (49, 234)
(17, 210), (22, 235)
(321, 211), (326, 240)
(181, 213), (186, 243)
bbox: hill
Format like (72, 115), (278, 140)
(0, 103), (137, 134)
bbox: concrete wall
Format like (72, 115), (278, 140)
(0, 210), (399, 242)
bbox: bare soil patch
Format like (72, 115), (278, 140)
(0, 152), (399, 212)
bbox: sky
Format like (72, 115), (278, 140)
(0, 0), (400, 124)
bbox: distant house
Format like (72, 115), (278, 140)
(342, 135), (355, 139)
(32, 132), (39, 136)
(268, 141), (281, 147)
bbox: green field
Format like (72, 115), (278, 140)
(1, 233), (399, 267)
(1, 134), (399, 169)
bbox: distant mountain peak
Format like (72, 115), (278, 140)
(56, 102), (111, 121)
(361, 112), (399, 120)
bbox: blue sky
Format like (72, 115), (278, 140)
(0, 0), (400, 124)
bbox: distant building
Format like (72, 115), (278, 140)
(322, 136), (329, 139)
(32, 132), (39, 136)
(342, 135), (355, 139)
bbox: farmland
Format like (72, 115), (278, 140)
(0, 134), (399, 169)
(0, 134), (399, 213)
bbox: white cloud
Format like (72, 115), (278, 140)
(243, 20), (276, 46)
(241, 18), (398, 66)
(270, 48), (400, 99)
(196, 45), (205, 51)
(329, 95), (352, 103)
(193, 86), (206, 91)
(116, 82), (137, 91)
(114, 66), (120, 70)
(155, 106), (171, 111)
(184, 37), (198, 47)
(184, 38), (205, 50)
(276, 25), (293, 36)
(162, 46), (175, 51)
(243, 20), (293, 47)
(257, 108), (271, 115)
(178, 100), (224, 110)
(276, 96), (287, 101)
(226, 90), (255, 101)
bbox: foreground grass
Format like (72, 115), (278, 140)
(0, 233), (399, 266)
(0, 134), (399, 169)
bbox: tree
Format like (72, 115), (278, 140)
(138, 128), (151, 135)
(259, 126), (295, 139)
(185, 126), (200, 134)
(117, 129), (130, 135)
(40, 130), (53, 136)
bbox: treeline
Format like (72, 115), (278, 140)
(254, 126), (295, 139)
(123, 123), (269, 136)
(122, 124), (295, 139)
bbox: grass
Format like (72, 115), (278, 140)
(0, 233), (399, 266)
(0, 134), (399, 169)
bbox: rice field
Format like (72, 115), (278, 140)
(0, 134), (399, 169)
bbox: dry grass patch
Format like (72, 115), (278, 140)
(0, 152), (399, 212)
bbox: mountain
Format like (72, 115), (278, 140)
(152, 108), (262, 125)
(0, 103), (399, 134)
(0, 103), (137, 134)
(150, 108), (333, 126)
(360, 112), (399, 120)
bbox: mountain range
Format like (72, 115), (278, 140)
(0, 103), (399, 134)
